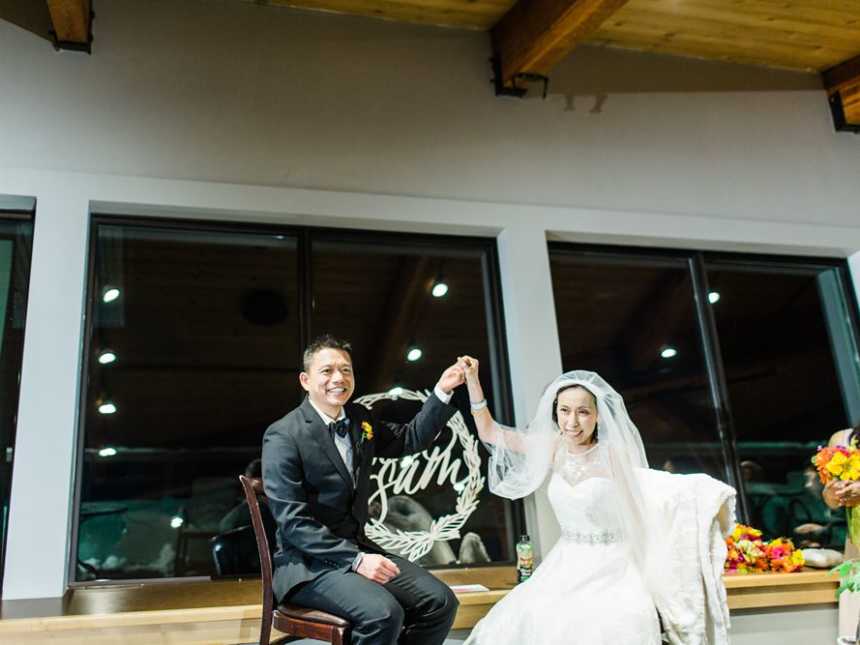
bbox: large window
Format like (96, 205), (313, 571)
(76, 222), (300, 582)
(74, 218), (515, 582)
(550, 243), (860, 549)
(0, 213), (34, 593)
(706, 257), (860, 546)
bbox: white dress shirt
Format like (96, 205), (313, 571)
(307, 400), (354, 483)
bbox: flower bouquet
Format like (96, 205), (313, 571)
(763, 537), (805, 573)
(812, 445), (860, 543)
(725, 524), (767, 574)
(724, 524), (805, 574)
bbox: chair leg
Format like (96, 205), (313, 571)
(259, 610), (273, 645)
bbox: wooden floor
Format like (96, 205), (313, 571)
(0, 569), (838, 644)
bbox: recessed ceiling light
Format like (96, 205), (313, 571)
(431, 281), (449, 298)
(406, 347), (423, 362)
(98, 447), (117, 458)
(102, 287), (121, 303)
(660, 347), (678, 359)
(98, 351), (117, 365)
(708, 291), (720, 304)
(98, 402), (117, 415)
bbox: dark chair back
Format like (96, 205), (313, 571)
(239, 475), (277, 645)
(240, 475), (350, 645)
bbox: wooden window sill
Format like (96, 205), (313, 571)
(723, 569), (838, 610)
(0, 568), (839, 640)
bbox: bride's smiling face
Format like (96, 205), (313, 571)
(556, 386), (598, 450)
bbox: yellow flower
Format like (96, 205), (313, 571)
(827, 451), (849, 476)
(791, 550), (805, 566)
(361, 421), (373, 441)
(731, 524), (761, 541)
(846, 456), (860, 481)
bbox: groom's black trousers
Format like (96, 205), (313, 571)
(289, 554), (459, 645)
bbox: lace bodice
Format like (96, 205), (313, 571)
(547, 445), (623, 540)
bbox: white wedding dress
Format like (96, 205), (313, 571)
(465, 449), (662, 645)
(466, 372), (735, 645)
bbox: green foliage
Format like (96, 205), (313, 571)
(833, 559), (860, 597)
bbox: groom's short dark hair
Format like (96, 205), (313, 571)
(303, 334), (353, 371)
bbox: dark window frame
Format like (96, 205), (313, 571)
(69, 214), (519, 588)
(0, 209), (35, 596)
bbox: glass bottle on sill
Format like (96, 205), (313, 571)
(516, 534), (534, 583)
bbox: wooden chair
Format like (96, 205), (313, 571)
(239, 475), (350, 645)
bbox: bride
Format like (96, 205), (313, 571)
(458, 357), (736, 645)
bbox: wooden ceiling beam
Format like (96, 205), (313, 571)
(822, 54), (860, 132)
(491, 0), (631, 89)
(0, 0), (52, 42)
(46, 0), (92, 52)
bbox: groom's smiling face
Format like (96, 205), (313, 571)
(300, 348), (355, 414)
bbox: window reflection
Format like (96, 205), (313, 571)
(706, 259), (860, 549)
(549, 244), (860, 550)
(311, 235), (516, 565)
(77, 223), (515, 582)
(78, 224), (300, 580)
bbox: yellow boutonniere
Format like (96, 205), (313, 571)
(361, 421), (373, 442)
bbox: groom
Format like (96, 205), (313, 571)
(262, 334), (463, 645)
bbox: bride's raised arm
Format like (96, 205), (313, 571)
(459, 355), (529, 453)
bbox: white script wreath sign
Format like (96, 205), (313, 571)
(355, 388), (485, 562)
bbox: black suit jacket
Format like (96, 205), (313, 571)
(262, 394), (457, 602)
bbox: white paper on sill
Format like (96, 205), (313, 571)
(449, 584), (490, 593)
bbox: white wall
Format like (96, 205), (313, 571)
(1, 0), (860, 603)
(1, 0), (859, 225)
(5, 193), (89, 605)
(731, 606), (838, 645)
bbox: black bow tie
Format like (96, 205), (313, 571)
(329, 418), (351, 438)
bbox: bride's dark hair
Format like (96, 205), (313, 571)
(552, 384), (599, 443)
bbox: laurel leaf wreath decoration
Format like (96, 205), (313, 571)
(354, 388), (485, 562)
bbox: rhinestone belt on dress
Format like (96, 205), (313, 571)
(559, 529), (621, 545)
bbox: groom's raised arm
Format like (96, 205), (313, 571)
(262, 429), (359, 568)
(373, 393), (457, 458)
(373, 362), (462, 458)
